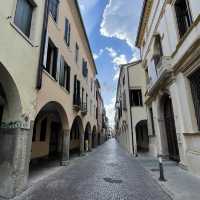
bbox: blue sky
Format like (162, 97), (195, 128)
(78, 0), (143, 127)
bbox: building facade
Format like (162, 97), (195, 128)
(115, 61), (148, 156)
(136, 0), (200, 175)
(0, 0), (105, 199)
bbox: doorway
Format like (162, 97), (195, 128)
(164, 96), (180, 161)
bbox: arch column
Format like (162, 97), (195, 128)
(80, 132), (84, 156)
(61, 129), (70, 166)
(88, 131), (92, 152)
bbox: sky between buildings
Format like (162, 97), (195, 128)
(78, 0), (143, 127)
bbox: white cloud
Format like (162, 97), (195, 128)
(78, 0), (99, 14)
(93, 49), (104, 60)
(105, 96), (116, 128)
(100, 0), (141, 49)
(106, 47), (117, 58)
(105, 47), (127, 80)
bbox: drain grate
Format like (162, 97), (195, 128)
(103, 177), (123, 184)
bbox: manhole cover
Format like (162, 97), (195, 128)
(150, 168), (159, 172)
(103, 177), (123, 184)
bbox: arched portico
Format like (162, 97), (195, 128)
(85, 122), (92, 152)
(29, 101), (70, 177)
(92, 126), (97, 148)
(158, 93), (180, 161)
(0, 63), (26, 199)
(136, 120), (149, 152)
(70, 116), (84, 158)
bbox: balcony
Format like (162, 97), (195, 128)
(73, 96), (81, 111)
(146, 56), (173, 97)
(81, 103), (87, 116)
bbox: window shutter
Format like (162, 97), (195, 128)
(66, 64), (71, 92)
(52, 47), (58, 80)
(59, 56), (65, 87)
(67, 23), (71, 46)
(43, 32), (49, 68)
(65, 18), (69, 43)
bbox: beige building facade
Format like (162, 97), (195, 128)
(115, 61), (148, 156)
(136, 0), (200, 176)
(0, 0), (104, 199)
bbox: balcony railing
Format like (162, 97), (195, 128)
(146, 56), (172, 96)
(81, 103), (87, 116)
(73, 96), (81, 111)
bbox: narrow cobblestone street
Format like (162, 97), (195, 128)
(13, 139), (171, 200)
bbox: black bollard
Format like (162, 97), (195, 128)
(158, 155), (166, 181)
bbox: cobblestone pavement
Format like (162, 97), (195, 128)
(14, 139), (172, 200)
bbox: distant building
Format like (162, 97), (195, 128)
(136, 0), (200, 176)
(115, 61), (148, 155)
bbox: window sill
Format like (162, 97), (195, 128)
(43, 70), (71, 96)
(59, 85), (70, 95)
(10, 22), (37, 47)
(49, 14), (60, 31)
(43, 69), (57, 82)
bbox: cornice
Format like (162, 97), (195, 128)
(135, 0), (153, 48)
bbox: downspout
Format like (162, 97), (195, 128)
(36, 0), (49, 89)
(127, 66), (136, 156)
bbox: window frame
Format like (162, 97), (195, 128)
(14, 0), (36, 38)
(129, 89), (143, 107)
(49, 0), (59, 22)
(173, 0), (193, 39)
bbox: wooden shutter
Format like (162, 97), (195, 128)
(66, 64), (71, 92)
(67, 24), (71, 46)
(43, 33), (49, 68)
(52, 47), (58, 80)
(59, 56), (65, 87)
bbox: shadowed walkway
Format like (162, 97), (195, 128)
(13, 139), (171, 200)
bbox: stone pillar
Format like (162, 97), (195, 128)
(88, 131), (92, 152)
(80, 132), (85, 156)
(0, 125), (33, 199)
(61, 129), (70, 166)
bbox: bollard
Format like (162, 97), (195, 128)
(158, 155), (166, 182)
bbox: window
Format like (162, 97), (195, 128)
(59, 56), (71, 92)
(82, 59), (88, 78)
(46, 39), (58, 79)
(49, 0), (59, 21)
(91, 79), (93, 92)
(129, 89), (143, 107)
(189, 68), (200, 130)
(174, 0), (193, 38)
(75, 43), (79, 63)
(123, 76), (125, 86)
(64, 18), (71, 46)
(153, 35), (163, 67)
(14, 0), (35, 37)
(73, 76), (81, 106)
(40, 118), (47, 141)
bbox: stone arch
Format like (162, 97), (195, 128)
(0, 62), (22, 123)
(70, 116), (84, 157)
(135, 120), (149, 152)
(0, 63), (23, 198)
(92, 125), (97, 148)
(84, 122), (92, 152)
(30, 101), (70, 176)
(157, 92), (180, 161)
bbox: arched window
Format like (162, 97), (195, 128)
(153, 34), (163, 67)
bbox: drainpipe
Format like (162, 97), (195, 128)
(36, 0), (49, 89)
(127, 66), (136, 156)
